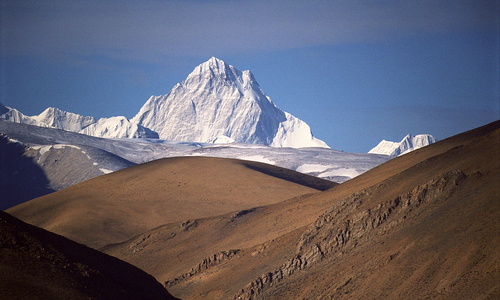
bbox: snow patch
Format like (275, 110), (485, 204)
(238, 155), (276, 165)
(319, 168), (361, 179)
(99, 168), (113, 174)
(212, 135), (236, 144)
(52, 144), (81, 150)
(296, 164), (330, 173)
(37, 145), (52, 156)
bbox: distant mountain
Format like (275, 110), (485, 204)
(33, 107), (97, 132)
(0, 103), (157, 139)
(369, 134), (437, 156)
(79, 116), (159, 139)
(0, 103), (39, 126)
(0, 57), (328, 148)
(132, 57), (328, 148)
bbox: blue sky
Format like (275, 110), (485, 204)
(1, 0), (499, 152)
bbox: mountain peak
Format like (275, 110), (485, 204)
(369, 134), (437, 156)
(206, 56), (227, 68)
(133, 59), (329, 148)
(190, 57), (233, 77)
(3, 59), (328, 148)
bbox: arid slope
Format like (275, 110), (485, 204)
(7, 157), (336, 248)
(103, 121), (499, 299)
(0, 210), (177, 300)
(251, 120), (500, 299)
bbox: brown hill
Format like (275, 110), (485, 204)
(102, 121), (499, 299)
(0, 210), (177, 300)
(7, 157), (336, 249)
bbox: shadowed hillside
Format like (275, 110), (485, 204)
(0, 210), (177, 300)
(0, 134), (55, 209)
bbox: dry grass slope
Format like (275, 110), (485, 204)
(7, 157), (335, 249)
(6, 121), (499, 300)
(102, 121), (499, 299)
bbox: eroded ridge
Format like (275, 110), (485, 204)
(165, 249), (240, 287)
(235, 170), (467, 299)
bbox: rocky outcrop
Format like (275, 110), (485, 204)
(165, 249), (240, 287)
(234, 170), (467, 299)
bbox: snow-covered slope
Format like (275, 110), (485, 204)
(80, 116), (158, 139)
(0, 103), (40, 126)
(32, 107), (96, 132)
(0, 103), (157, 139)
(132, 57), (328, 148)
(0, 58), (327, 147)
(1, 120), (389, 182)
(369, 134), (437, 156)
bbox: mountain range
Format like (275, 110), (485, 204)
(4, 120), (499, 299)
(1, 57), (328, 148)
(1, 57), (437, 154)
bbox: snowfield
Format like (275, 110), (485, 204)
(0, 120), (390, 184)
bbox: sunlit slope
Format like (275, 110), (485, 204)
(7, 156), (336, 249)
(251, 120), (500, 299)
(101, 121), (499, 299)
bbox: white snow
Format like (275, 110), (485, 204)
(238, 155), (276, 165)
(132, 57), (329, 148)
(99, 168), (113, 174)
(296, 164), (330, 173)
(212, 135), (236, 144)
(32, 107), (96, 132)
(79, 116), (158, 139)
(37, 145), (52, 156)
(1, 58), (327, 148)
(53, 144), (81, 150)
(318, 168), (361, 179)
(369, 134), (437, 156)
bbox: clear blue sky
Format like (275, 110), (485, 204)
(1, 0), (499, 152)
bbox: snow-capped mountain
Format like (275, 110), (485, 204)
(32, 107), (96, 132)
(132, 57), (329, 148)
(0, 58), (328, 148)
(369, 134), (437, 156)
(0, 103), (39, 126)
(79, 116), (158, 139)
(0, 104), (157, 139)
